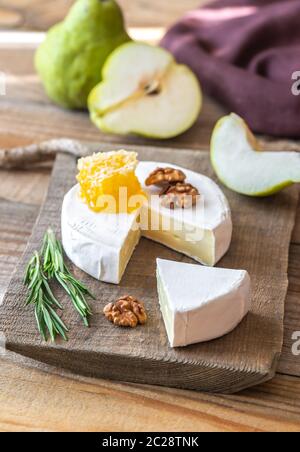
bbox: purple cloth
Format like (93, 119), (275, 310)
(161, 0), (300, 137)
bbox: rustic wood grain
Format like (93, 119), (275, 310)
(0, 7), (23, 28)
(0, 134), (51, 210)
(0, 198), (38, 303)
(0, 355), (299, 432)
(0, 0), (208, 31)
(278, 244), (300, 377)
(0, 167), (50, 205)
(292, 204), (300, 244)
(0, 143), (298, 394)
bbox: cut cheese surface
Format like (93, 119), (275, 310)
(62, 185), (140, 284)
(137, 161), (232, 266)
(156, 258), (251, 347)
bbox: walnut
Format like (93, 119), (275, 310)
(145, 167), (186, 187)
(160, 183), (200, 209)
(103, 295), (147, 328)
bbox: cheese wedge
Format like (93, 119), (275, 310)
(61, 185), (140, 284)
(156, 258), (251, 347)
(137, 162), (232, 266)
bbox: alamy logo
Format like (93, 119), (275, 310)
(291, 71), (300, 96)
(292, 331), (300, 356)
(0, 72), (6, 96)
(88, 189), (205, 242)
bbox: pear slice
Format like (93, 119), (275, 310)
(211, 113), (300, 196)
(88, 42), (202, 139)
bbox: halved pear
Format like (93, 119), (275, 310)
(88, 42), (202, 139)
(211, 113), (300, 196)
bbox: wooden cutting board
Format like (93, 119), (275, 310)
(0, 142), (298, 394)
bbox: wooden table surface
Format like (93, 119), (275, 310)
(0, 0), (206, 30)
(0, 0), (300, 432)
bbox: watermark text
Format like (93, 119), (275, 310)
(292, 331), (300, 356)
(291, 71), (300, 96)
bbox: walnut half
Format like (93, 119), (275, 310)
(160, 183), (200, 209)
(103, 295), (147, 328)
(145, 167), (186, 187)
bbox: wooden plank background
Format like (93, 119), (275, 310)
(0, 0), (300, 432)
(0, 1), (206, 30)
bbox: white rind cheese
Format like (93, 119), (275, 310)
(136, 162), (232, 267)
(61, 161), (232, 284)
(156, 258), (251, 347)
(61, 185), (140, 284)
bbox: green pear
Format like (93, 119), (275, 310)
(88, 42), (202, 139)
(35, 0), (130, 109)
(211, 113), (300, 197)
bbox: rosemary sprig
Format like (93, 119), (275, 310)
(42, 229), (94, 326)
(24, 251), (69, 342)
